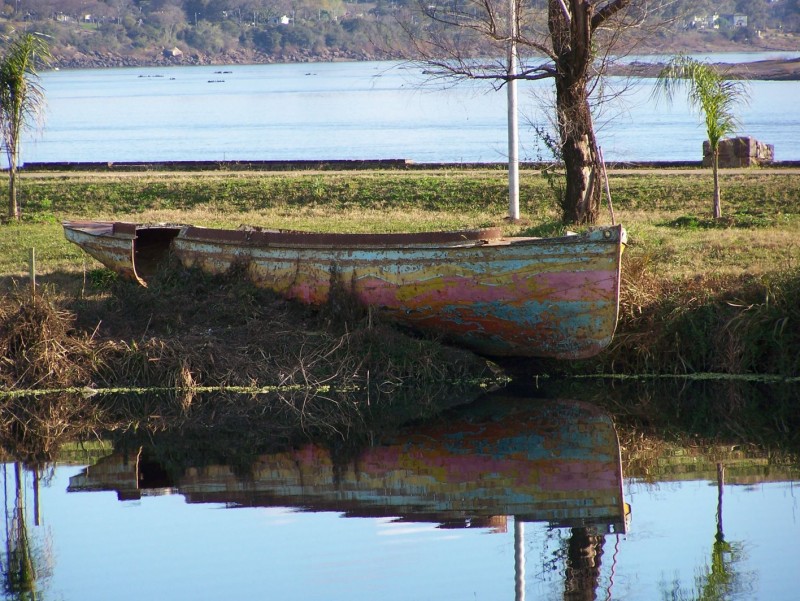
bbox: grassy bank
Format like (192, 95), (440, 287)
(2, 167), (800, 382)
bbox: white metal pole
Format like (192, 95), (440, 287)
(514, 518), (526, 601)
(507, 0), (520, 221)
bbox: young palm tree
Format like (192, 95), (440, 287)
(0, 33), (51, 222)
(653, 55), (750, 220)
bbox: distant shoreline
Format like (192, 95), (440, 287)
(48, 32), (800, 80)
(50, 55), (800, 82)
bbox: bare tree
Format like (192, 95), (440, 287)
(405, 0), (658, 225)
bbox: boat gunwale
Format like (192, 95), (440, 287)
(176, 224), (625, 250)
(62, 220), (184, 239)
(64, 221), (626, 251)
(178, 225), (509, 249)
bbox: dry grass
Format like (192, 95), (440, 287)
(0, 263), (495, 461)
(625, 224), (797, 275)
(0, 287), (99, 390)
(108, 205), (502, 234)
(2, 260), (493, 395)
(0, 259), (495, 460)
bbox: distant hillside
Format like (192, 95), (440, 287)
(0, 0), (797, 69)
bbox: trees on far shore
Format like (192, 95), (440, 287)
(0, 1), (797, 67)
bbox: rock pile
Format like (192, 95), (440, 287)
(703, 136), (775, 167)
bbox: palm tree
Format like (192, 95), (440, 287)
(0, 33), (51, 222)
(653, 55), (749, 220)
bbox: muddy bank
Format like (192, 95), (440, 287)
(56, 51), (800, 80)
(610, 56), (800, 81)
(51, 46), (382, 70)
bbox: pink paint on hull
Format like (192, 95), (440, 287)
(353, 271), (618, 309)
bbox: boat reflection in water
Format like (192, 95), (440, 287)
(69, 394), (629, 599)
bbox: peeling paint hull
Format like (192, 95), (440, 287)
(63, 221), (626, 359)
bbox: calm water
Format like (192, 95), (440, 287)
(2, 390), (799, 601)
(20, 53), (800, 166)
(10, 473), (798, 600)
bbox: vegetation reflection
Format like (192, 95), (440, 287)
(659, 463), (752, 601)
(1, 463), (52, 601)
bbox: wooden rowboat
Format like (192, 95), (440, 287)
(63, 220), (626, 358)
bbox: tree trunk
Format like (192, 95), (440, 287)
(557, 84), (601, 224)
(549, 1), (603, 225)
(9, 164), (19, 221)
(7, 150), (20, 221)
(712, 148), (722, 219)
(563, 527), (605, 601)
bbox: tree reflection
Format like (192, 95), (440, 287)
(3, 463), (35, 599)
(660, 463), (750, 601)
(563, 527), (605, 601)
(1, 463), (52, 601)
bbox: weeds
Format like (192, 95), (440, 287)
(0, 259), (494, 461)
(534, 376), (800, 471)
(2, 260), (493, 396)
(0, 392), (110, 461)
(560, 266), (800, 377)
(0, 288), (98, 390)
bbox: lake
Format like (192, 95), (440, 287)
(20, 53), (800, 167)
(2, 383), (798, 601)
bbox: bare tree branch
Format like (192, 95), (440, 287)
(555, 0), (571, 25)
(592, 0), (632, 31)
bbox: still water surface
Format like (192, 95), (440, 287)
(2, 391), (798, 600)
(22, 53), (800, 165)
(16, 474), (796, 600)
